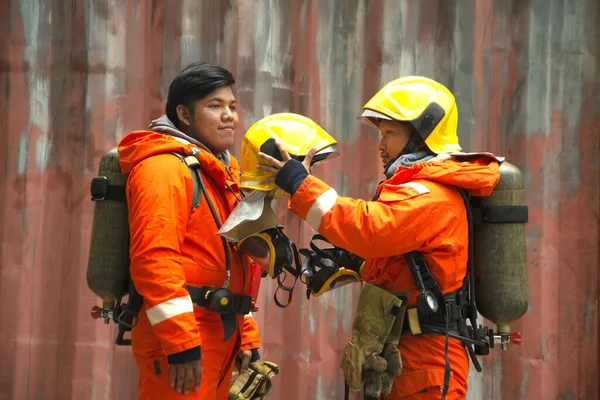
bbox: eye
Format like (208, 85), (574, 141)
(210, 104), (220, 109)
(229, 105), (237, 111)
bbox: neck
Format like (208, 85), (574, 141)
(384, 150), (435, 179)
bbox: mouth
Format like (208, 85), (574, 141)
(219, 126), (235, 134)
(380, 154), (389, 165)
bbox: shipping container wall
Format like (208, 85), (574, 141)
(0, 0), (598, 399)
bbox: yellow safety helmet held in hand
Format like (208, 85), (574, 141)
(361, 76), (462, 154)
(240, 113), (340, 195)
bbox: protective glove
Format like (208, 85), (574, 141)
(363, 369), (383, 399)
(364, 291), (409, 398)
(340, 282), (404, 393)
(228, 361), (279, 400)
(251, 361), (279, 398)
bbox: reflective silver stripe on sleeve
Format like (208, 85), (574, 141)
(146, 295), (194, 326)
(306, 188), (339, 230)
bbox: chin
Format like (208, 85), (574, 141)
(213, 141), (233, 154)
(224, 138), (235, 150)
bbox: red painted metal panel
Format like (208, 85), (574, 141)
(0, 0), (598, 399)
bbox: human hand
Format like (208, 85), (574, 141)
(257, 140), (317, 175)
(169, 359), (202, 395)
(238, 349), (253, 372)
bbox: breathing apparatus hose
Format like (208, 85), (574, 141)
(192, 167), (232, 288)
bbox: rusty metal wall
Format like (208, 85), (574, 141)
(0, 0), (598, 399)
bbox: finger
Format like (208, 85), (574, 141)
(194, 364), (202, 391)
(381, 372), (396, 397)
(274, 140), (291, 162)
(257, 152), (282, 168)
(170, 365), (177, 388)
(256, 164), (279, 174)
(365, 354), (388, 373)
(302, 147), (317, 172)
(175, 366), (185, 394)
(364, 370), (384, 398)
(240, 353), (251, 371)
(183, 366), (194, 395)
(256, 177), (275, 187)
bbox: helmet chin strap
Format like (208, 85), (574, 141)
(399, 139), (418, 156)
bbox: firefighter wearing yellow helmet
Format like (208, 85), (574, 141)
(256, 76), (528, 400)
(361, 75), (461, 155)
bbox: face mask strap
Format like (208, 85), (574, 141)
(272, 230), (302, 309)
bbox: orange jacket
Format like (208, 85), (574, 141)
(287, 155), (500, 398)
(240, 313), (261, 351)
(117, 131), (260, 362)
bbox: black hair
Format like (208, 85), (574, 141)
(166, 62), (236, 130)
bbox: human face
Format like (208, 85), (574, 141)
(177, 85), (239, 154)
(377, 119), (412, 168)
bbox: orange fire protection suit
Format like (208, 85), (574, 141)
(118, 131), (260, 399)
(285, 155), (500, 399)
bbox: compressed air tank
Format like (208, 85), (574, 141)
(86, 148), (130, 312)
(472, 161), (529, 334)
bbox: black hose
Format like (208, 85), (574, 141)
(193, 167), (232, 287)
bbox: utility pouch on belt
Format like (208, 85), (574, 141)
(228, 361), (279, 400)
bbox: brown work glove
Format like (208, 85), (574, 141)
(228, 361), (279, 400)
(364, 291), (408, 398)
(340, 282), (404, 393)
(251, 361), (279, 398)
(228, 368), (264, 400)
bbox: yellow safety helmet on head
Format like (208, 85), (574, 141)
(240, 113), (340, 194)
(361, 76), (462, 154)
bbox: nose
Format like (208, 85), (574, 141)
(378, 135), (386, 152)
(222, 107), (234, 121)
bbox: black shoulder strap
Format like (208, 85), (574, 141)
(455, 187), (484, 372)
(171, 152), (202, 208)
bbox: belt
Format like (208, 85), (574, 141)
(402, 292), (464, 336)
(186, 285), (253, 315)
(187, 285), (253, 343)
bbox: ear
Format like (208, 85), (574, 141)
(176, 104), (192, 127)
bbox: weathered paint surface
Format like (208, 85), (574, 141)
(0, 0), (598, 399)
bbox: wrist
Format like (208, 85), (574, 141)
(167, 346), (201, 364)
(275, 159), (308, 195)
